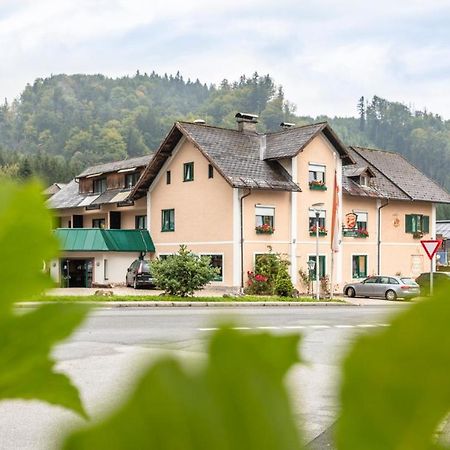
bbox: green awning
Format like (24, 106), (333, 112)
(54, 228), (155, 252)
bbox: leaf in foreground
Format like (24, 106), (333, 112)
(64, 327), (304, 450)
(0, 182), (89, 418)
(337, 286), (450, 450)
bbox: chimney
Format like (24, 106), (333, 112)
(235, 112), (258, 132)
(280, 122), (295, 130)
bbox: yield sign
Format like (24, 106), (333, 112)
(420, 239), (443, 260)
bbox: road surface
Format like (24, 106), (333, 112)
(0, 305), (407, 449)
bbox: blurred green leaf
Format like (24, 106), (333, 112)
(0, 181), (89, 418)
(63, 327), (304, 450)
(337, 287), (450, 450)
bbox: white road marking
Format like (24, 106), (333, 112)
(197, 323), (389, 331)
(256, 326), (281, 330)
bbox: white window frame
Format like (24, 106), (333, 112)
(308, 163), (326, 183)
(255, 205), (275, 228)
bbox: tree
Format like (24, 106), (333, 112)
(151, 245), (219, 297)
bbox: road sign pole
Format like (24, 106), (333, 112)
(430, 259), (433, 296)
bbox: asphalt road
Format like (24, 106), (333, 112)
(0, 305), (408, 449)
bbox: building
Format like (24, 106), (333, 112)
(49, 155), (154, 287)
(50, 114), (450, 291)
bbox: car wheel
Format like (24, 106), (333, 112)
(346, 287), (356, 298)
(385, 289), (397, 301)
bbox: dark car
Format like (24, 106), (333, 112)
(415, 272), (450, 296)
(343, 275), (420, 300)
(126, 259), (155, 289)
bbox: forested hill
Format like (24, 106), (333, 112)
(0, 71), (449, 217)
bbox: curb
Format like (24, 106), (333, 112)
(16, 301), (352, 308)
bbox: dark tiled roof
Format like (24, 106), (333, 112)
(265, 122), (354, 164)
(343, 147), (410, 200)
(352, 146), (450, 204)
(77, 154), (154, 178)
(132, 122), (301, 196)
(179, 122), (300, 191)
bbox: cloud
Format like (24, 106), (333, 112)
(1, 0), (450, 118)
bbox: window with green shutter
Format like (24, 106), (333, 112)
(161, 209), (175, 232)
(423, 215), (430, 233)
(405, 214), (430, 234)
(352, 255), (367, 278)
(308, 255), (326, 281)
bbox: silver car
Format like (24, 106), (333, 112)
(343, 276), (420, 300)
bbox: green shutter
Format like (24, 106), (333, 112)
(423, 215), (430, 233)
(405, 215), (413, 233)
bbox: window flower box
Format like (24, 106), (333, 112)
(413, 231), (424, 239)
(309, 181), (327, 191)
(355, 228), (369, 238)
(310, 226), (328, 236)
(255, 224), (274, 234)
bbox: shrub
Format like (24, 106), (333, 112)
(151, 245), (219, 297)
(245, 271), (270, 295)
(245, 246), (292, 295)
(274, 265), (294, 297)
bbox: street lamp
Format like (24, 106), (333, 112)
(310, 202), (325, 301)
(306, 259), (316, 295)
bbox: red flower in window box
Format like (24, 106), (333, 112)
(255, 224), (274, 234)
(309, 225), (328, 236)
(356, 228), (369, 238)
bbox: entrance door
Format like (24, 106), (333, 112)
(61, 259), (94, 287)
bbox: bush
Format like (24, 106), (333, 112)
(245, 246), (292, 295)
(245, 271), (270, 295)
(151, 245), (219, 297)
(274, 265), (294, 297)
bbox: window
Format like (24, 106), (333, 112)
(183, 162), (194, 182)
(405, 214), (430, 234)
(125, 172), (140, 189)
(360, 175), (369, 186)
(356, 212), (368, 230)
(309, 163), (326, 183)
(166, 171), (171, 185)
(308, 209), (326, 229)
(203, 254), (223, 281)
(161, 209), (175, 232)
(255, 206), (275, 228)
(92, 218), (105, 228)
(135, 215), (147, 230)
(208, 164), (214, 179)
(93, 177), (107, 193)
(308, 255), (326, 280)
(352, 255), (367, 278)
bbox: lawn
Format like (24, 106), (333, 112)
(25, 294), (343, 303)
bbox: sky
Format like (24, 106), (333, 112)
(1, 0), (450, 118)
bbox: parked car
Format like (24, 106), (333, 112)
(343, 275), (420, 300)
(415, 272), (450, 296)
(126, 259), (155, 289)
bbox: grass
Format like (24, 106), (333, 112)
(24, 294), (344, 303)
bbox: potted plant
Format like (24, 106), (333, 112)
(255, 224), (275, 234)
(356, 228), (369, 238)
(309, 225), (328, 236)
(309, 180), (327, 191)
